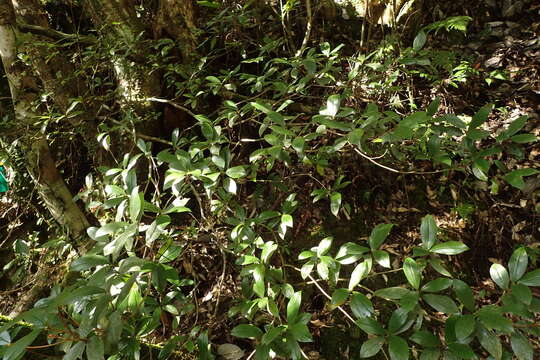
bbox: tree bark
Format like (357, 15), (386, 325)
(155, 0), (198, 61)
(0, 0), (90, 241)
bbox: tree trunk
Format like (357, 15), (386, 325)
(84, 0), (162, 108)
(155, 0), (198, 61)
(0, 0), (90, 241)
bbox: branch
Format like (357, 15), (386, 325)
(16, 23), (95, 45)
(296, 0), (312, 57)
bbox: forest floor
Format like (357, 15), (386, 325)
(0, 2), (539, 359)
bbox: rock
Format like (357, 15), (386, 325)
(217, 343), (245, 360)
(484, 56), (503, 68)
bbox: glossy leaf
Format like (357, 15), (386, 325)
(413, 31), (427, 51)
(430, 241), (469, 255)
(420, 215), (438, 249)
(508, 247), (528, 282)
(455, 315), (475, 340)
(330, 192), (341, 216)
(403, 258), (421, 290)
(388, 335), (409, 360)
(360, 337), (384, 358)
(369, 223), (394, 250)
(350, 292), (374, 319)
(86, 336), (105, 360)
(410, 330), (440, 347)
(3, 329), (40, 360)
(519, 269), (540, 286)
(287, 291), (302, 323)
(448, 343), (476, 359)
(490, 264), (509, 289)
(331, 288), (349, 307)
(422, 294), (459, 314)
(317, 237), (333, 257)
(355, 318), (385, 335)
(421, 278), (453, 293)
(510, 332), (533, 360)
(477, 326), (502, 360)
(453, 279), (475, 311)
(349, 260), (371, 290)
(231, 324), (263, 339)
(70, 255), (109, 272)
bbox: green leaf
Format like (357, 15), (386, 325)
(477, 306), (513, 333)
(349, 260), (371, 290)
(70, 255), (109, 272)
(372, 250), (390, 268)
(129, 187), (143, 222)
(226, 166), (247, 179)
(399, 291), (419, 311)
(511, 133), (538, 143)
(317, 237), (333, 257)
(388, 335), (409, 360)
(419, 349), (441, 360)
(430, 241), (469, 255)
(355, 318), (385, 335)
(350, 292), (374, 319)
(477, 326), (502, 360)
(320, 94), (341, 117)
(348, 128), (364, 146)
(369, 223), (394, 250)
(430, 258), (452, 277)
(427, 97), (441, 116)
(300, 262), (314, 279)
(298, 250), (315, 260)
(146, 215), (171, 246)
(261, 326), (286, 345)
(317, 261), (329, 280)
(292, 137), (305, 153)
(253, 265), (265, 297)
(503, 168), (539, 190)
(287, 291), (302, 323)
(64, 341), (86, 360)
(448, 343), (476, 359)
(453, 280), (475, 311)
(511, 284), (532, 305)
(3, 329), (40, 360)
(497, 115), (528, 140)
(86, 336), (105, 360)
(374, 287), (411, 300)
(331, 288), (349, 307)
(289, 323), (313, 343)
(490, 264), (510, 289)
(413, 30), (427, 51)
(455, 315), (475, 340)
(421, 278), (453, 293)
(422, 294), (459, 314)
(410, 330), (440, 347)
(231, 324), (263, 339)
(281, 214), (293, 228)
(330, 192), (341, 216)
(509, 247), (528, 282)
(388, 308), (409, 334)
(420, 215), (438, 250)
(469, 104), (493, 129)
(360, 337), (384, 358)
(510, 332), (533, 360)
(519, 269), (540, 286)
(403, 258), (421, 290)
(0, 331), (10, 346)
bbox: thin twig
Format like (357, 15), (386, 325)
(285, 265), (356, 323)
(145, 97), (198, 119)
(353, 147), (450, 175)
(296, 0), (312, 57)
(136, 133), (172, 146)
